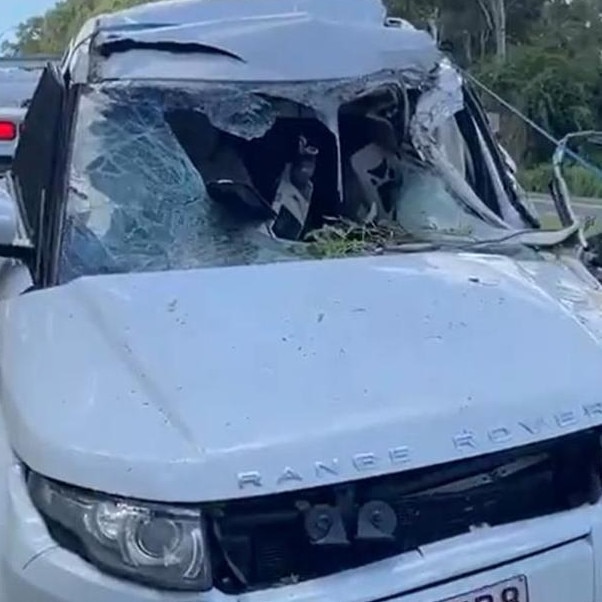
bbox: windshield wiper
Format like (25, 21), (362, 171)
(381, 241), (442, 253)
(465, 222), (581, 250)
(379, 223), (581, 257)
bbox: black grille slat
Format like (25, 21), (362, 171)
(209, 430), (600, 593)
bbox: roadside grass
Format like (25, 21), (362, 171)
(520, 164), (602, 198)
(539, 213), (602, 237)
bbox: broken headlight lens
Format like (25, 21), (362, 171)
(27, 472), (211, 591)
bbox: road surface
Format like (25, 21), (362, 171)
(527, 192), (602, 225)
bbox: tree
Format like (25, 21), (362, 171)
(1, 0), (157, 55)
(4, 0), (602, 170)
(475, 0), (602, 163)
(489, 0), (507, 61)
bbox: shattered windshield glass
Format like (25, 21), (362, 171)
(59, 78), (524, 281)
(59, 85), (301, 280)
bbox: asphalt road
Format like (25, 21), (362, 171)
(527, 192), (602, 225)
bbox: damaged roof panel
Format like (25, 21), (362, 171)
(95, 17), (440, 82)
(97, 0), (387, 29)
(84, 0), (440, 83)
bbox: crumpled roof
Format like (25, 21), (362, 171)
(83, 0), (440, 83)
(99, 0), (386, 26)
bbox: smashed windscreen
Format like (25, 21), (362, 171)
(59, 74), (529, 281)
(60, 86), (302, 280)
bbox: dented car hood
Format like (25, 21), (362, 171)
(3, 251), (602, 502)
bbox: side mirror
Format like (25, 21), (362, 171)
(547, 132), (602, 278)
(551, 130), (602, 240)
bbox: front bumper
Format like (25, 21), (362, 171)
(1, 464), (601, 602)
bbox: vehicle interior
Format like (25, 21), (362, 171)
(4, 66), (540, 283)
(163, 83), (526, 244)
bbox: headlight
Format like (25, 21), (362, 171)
(27, 472), (211, 591)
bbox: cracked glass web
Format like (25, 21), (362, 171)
(60, 86), (297, 281)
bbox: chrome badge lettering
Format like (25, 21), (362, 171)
(237, 403), (602, 489)
(237, 446), (411, 489)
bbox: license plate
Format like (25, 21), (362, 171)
(439, 575), (528, 602)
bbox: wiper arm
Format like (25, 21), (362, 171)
(381, 241), (443, 253)
(305, 219), (581, 258)
(466, 222), (581, 250)
(382, 223), (580, 255)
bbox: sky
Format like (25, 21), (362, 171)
(1, 0), (57, 40)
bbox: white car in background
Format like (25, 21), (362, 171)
(0, 106), (22, 173)
(0, 56), (59, 174)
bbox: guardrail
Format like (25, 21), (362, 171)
(527, 192), (602, 206)
(0, 55), (61, 70)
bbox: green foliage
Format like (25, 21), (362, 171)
(472, 0), (602, 164)
(386, 0), (602, 171)
(5, 0), (602, 181)
(305, 219), (417, 258)
(475, 46), (599, 163)
(520, 164), (602, 198)
(1, 0), (158, 55)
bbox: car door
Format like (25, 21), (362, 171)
(9, 62), (66, 288)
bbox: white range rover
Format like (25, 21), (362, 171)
(0, 1), (599, 601)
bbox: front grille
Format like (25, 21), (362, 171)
(207, 429), (601, 594)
